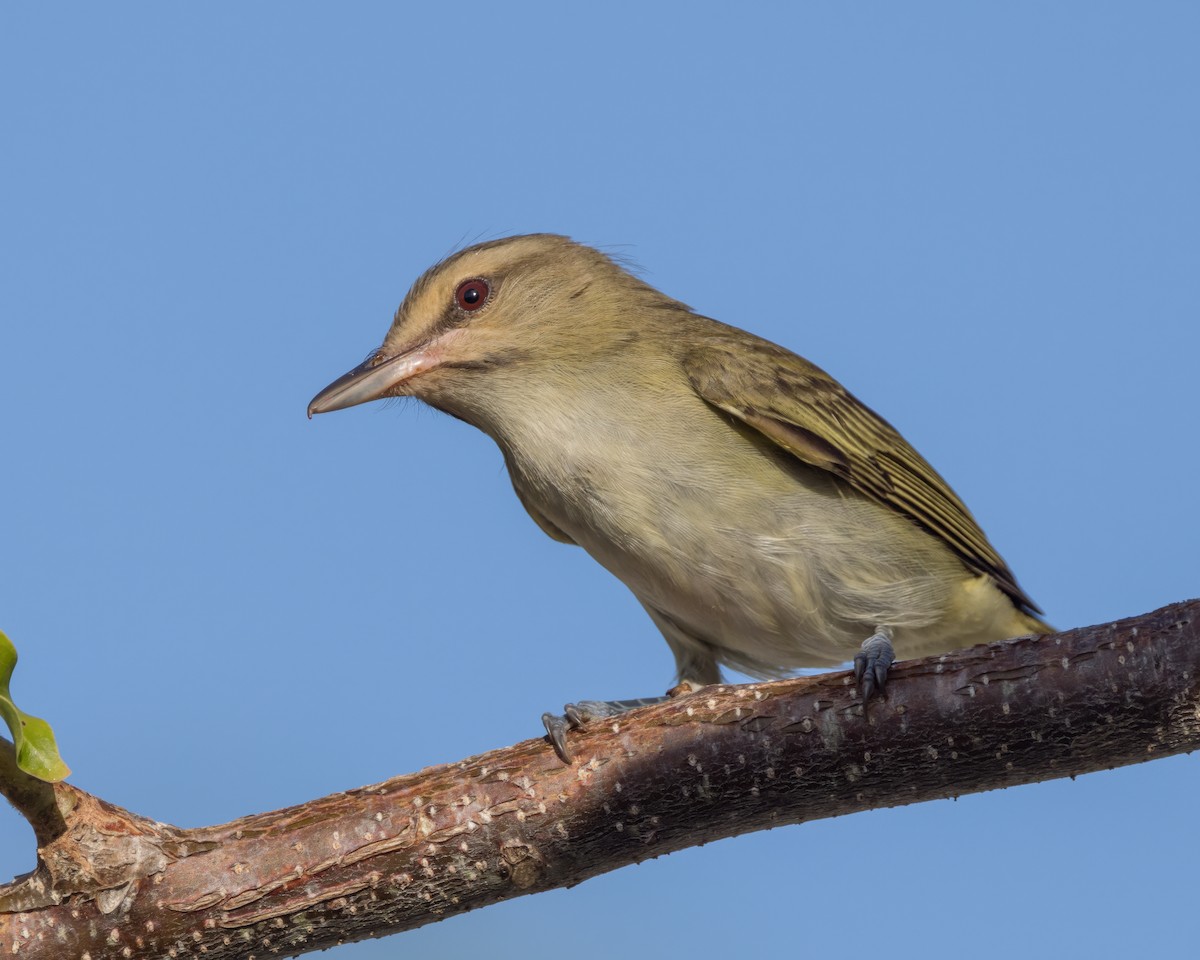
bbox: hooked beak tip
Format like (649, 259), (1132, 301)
(307, 348), (422, 417)
(307, 358), (378, 418)
(308, 331), (453, 418)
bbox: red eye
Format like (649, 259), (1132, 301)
(455, 278), (490, 311)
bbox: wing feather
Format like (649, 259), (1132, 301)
(682, 329), (1041, 616)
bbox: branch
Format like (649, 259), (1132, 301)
(2, 601), (1198, 958)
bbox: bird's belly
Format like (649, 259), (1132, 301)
(522, 459), (987, 673)
(502, 404), (1024, 676)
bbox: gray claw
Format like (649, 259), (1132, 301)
(542, 697), (671, 765)
(542, 712), (574, 764)
(854, 632), (896, 702)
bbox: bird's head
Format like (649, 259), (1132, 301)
(307, 234), (686, 426)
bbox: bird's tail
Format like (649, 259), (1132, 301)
(1014, 610), (1054, 636)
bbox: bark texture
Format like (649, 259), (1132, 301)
(2, 600), (1198, 959)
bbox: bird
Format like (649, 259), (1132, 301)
(308, 234), (1049, 762)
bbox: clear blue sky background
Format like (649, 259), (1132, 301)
(2, 4), (1197, 957)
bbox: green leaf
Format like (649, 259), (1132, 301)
(0, 630), (70, 782)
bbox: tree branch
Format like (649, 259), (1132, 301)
(3, 601), (1198, 958)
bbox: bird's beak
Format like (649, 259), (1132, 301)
(308, 343), (440, 417)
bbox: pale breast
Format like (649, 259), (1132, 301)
(496, 381), (997, 672)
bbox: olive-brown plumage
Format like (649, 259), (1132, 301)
(310, 234), (1048, 759)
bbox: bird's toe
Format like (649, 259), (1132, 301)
(542, 697), (671, 764)
(854, 631), (896, 702)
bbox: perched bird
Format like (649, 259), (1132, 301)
(309, 234), (1048, 761)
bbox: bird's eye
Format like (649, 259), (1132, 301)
(455, 278), (490, 312)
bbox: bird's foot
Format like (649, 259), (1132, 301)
(542, 685), (702, 764)
(854, 629), (895, 702)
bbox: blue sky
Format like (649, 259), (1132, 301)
(2, 3), (1197, 957)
